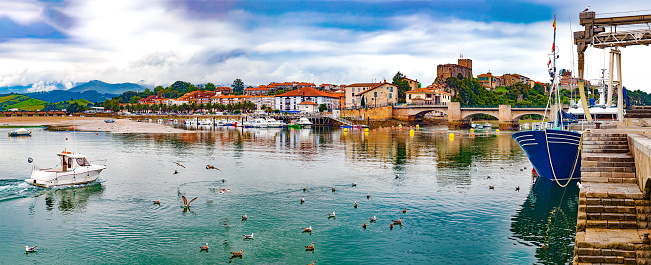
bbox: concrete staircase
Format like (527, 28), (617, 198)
(574, 133), (651, 265)
(625, 106), (651, 119)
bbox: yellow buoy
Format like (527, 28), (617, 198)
(470, 128), (474, 133)
(416, 125), (420, 129)
(449, 133), (454, 140)
(364, 128), (369, 132)
(409, 129), (414, 136)
(496, 129), (500, 133)
(343, 128), (348, 132)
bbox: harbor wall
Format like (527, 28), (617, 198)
(628, 133), (651, 195)
(340, 106), (393, 120)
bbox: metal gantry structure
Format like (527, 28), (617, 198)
(574, 11), (651, 122)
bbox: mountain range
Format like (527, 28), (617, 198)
(0, 80), (147, 104)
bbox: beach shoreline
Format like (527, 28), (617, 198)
(0, 116), (188, 134)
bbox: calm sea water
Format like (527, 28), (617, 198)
(0, 124), (578, 264)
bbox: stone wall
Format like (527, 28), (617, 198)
(628, 134), (651, 195)
(340, 106), (393, 120)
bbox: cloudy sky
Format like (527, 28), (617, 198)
(1, 0), (650, 92)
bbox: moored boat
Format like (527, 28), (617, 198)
(297, 117), (313, 128)
(26, 150), (106, 188)
(104, 119), (115, 123)
(8, 128), (31, 136)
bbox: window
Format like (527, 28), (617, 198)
(374, 92), (377, 97)
(389, 93), (392, 99)
(390, 87), (394, 92)
(409, 94), (411, 99)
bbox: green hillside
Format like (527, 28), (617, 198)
(0, 94), (48, 111)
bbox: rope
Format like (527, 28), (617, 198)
(545, 130), (587, 187)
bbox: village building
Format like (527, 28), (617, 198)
(477, 72), (498, 90)
(401, 77), (420, 91)
(502, 73), (532, 87)
(298, 101), (318, 113)
(244, 86), (269, 96)
(405, 84), (452, 105)
(137, 95), (165, 104)
(274, 87), (339, 112)
(437, 58), (472, 80)
(342, 83), (380, 109)
(355, 82), (399, 108)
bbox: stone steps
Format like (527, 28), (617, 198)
(574, 228), (650, 265)
(583, 145), (631, 150)
(582, 153), (634, 163)
(581, 167), (635, 173)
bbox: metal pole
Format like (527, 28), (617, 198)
(607, 48), (615, 108)
(616, 50), (623, 122)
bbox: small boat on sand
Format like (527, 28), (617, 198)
(104, 119), (115, 123)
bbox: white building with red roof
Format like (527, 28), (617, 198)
(298, 101), (318, 113)
(274, 87), (339, 111)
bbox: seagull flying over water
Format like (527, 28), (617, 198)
(25, 246), (37, 252)
(182, 195), (197, 208)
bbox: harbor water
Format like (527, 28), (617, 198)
(0, 125), (578, 264)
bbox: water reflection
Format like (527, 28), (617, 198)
(42, 184), (105, 213)
(511, 177), (579, 264)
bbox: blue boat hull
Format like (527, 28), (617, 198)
(512, 130), (582, 181)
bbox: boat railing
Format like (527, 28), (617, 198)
(91, 159), (107, 166)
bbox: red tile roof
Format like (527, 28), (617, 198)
(275, 87), (338, 98)
(298, 101), (318, 105)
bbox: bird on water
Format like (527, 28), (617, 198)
(153, 200), (161, 205)
(370, 216), (377, 222)
(242, 214), (248, 220)
(354, 201), (357, 208)
(182, 195), (197, 208)
(200, 243), (209, 252)
(362, 221), (367, 229)
(302, 226), (312, 233)
(393, 218), (403, 225)
(243, 233), (254, 239)
(230, 249), (243, 257)
(305, 243), (315, 251)
(328, 211), (336, 218)
(25, 246), (37, 252)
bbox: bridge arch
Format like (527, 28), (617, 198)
(461, 111), (500, 121)
(414, 109), (448, 119)
(512, 111), (548, 121)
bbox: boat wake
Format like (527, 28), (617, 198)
(0, 179), (42, 202)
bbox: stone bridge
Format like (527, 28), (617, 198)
(392, 102), (557, 130)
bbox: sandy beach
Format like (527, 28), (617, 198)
(0, 116), (189, 133)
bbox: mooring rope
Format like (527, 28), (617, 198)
(545, 130), (587, 188)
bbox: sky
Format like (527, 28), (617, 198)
(1, 0), (650, 93)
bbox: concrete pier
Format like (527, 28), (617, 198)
(574, 128), (651, 265)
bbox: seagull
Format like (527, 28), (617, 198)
(393, 218), (403, 225)
(174, 162), (185, 168)
(516, 186), (520, 192)
(389, 222), (394, 230)
(25, 246), (37, 252)
(305, 243), (315, 251)
(367, 192), (370, 199)
(200, 243), (209, 252)
(243, 233), (254, 239)
(302, 226), (312, 232)
(403, 208), (407, 214)
(583, 6), (590, 12)
(577, 182), (589, 189)
(352, 182), (357, 187)
(301, 198), (305, 203)
(362, 221), (367, 229)
(230, 249), (243, 257)
(153, 200), (161, 205)
(489, 185), (495, 190)
(182, 195), (197, 208)
(328, 211), (336, 218)
(242, 214), (248, 220)
(370, 216), (377, 222)
(219, 189), (231, 194)
(206, 165), (220, 170)
(354, 201), (357, 208)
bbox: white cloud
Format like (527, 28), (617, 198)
(0, 0), (44, 24)
(0, 0), (649, 93)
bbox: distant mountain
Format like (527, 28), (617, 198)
(68, 80), (145, 94)
(0, 82), (71, 94)
(26, 90), (117, 103)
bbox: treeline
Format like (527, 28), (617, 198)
(449, 76), (550, 107)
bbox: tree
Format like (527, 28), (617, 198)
(361, 96), (366, 107)
(318, 104), (327, 112)
(232, 79), (244, 94)
(392, 71), (410, 103)
(205, 82), (216, 91)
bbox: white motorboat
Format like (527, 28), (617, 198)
(8, 128), (31, 136)
(297, 117), (313, 128)
(483, 123), (492, 129)
(265, 118), (285, 128)
(26, 150), (106, 188)
(251, 118), (268, 128)
(198, 119), (213, 126)
(471, 122), (483, 129)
